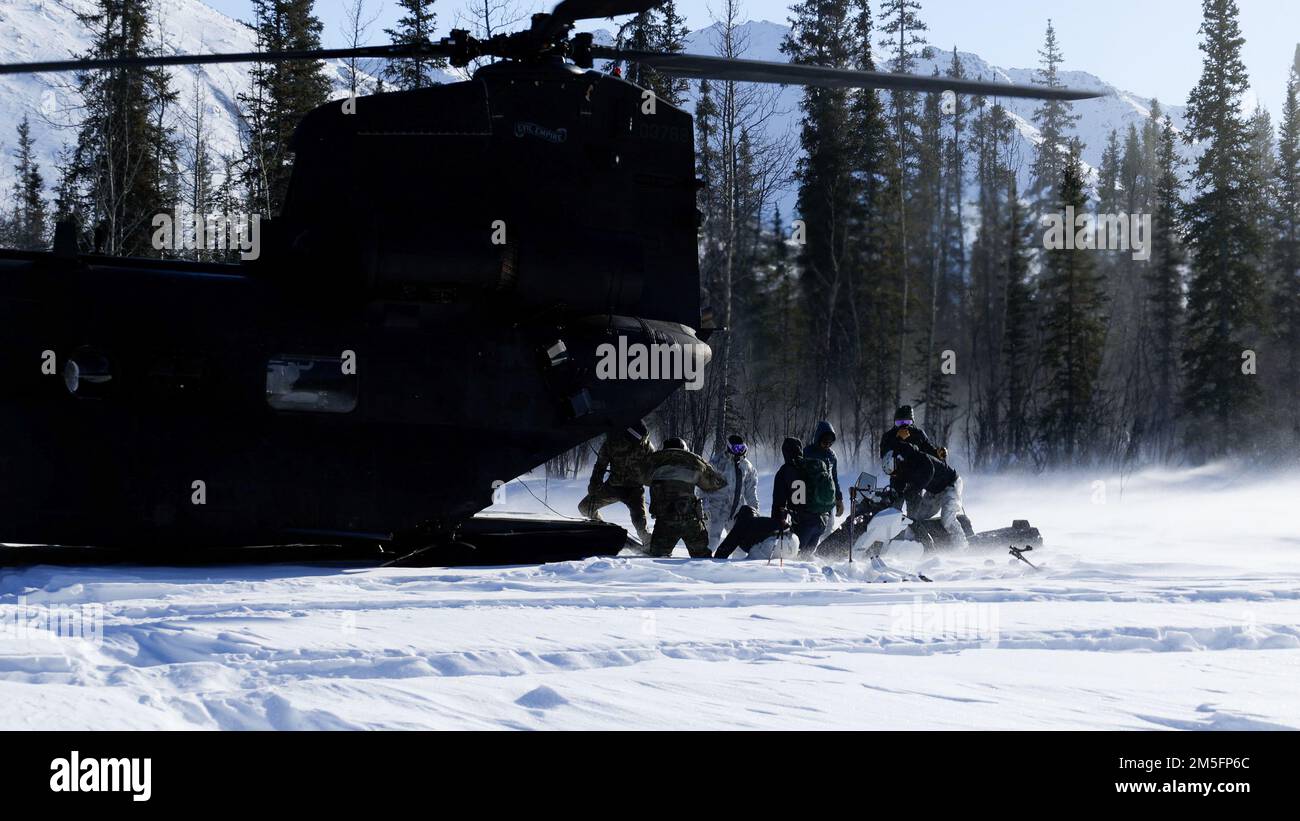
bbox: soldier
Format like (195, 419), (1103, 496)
(578, 420), (654, 543)
(879, 405), (947, 515)
(713, 506), (795, 560)
(702, 433), (759, 554)
(644, 437), (728, 558)
(879, 405), (943, 461)
(783, 431), (839, 557)
(804, 420), (846, 519)
(885, 427), (969, 549)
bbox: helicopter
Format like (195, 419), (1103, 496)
(0, 0), (1099, 565)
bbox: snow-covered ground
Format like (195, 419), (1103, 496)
(2, 462), (1299, 730)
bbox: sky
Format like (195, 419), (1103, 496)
(201, 0), (1299, 116)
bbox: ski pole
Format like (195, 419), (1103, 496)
(848, 487), (855, 563)
(1009, 545), (1038, 570)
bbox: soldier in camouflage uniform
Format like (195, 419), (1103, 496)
(644, 438), (728, 558)
(578, 421), (654, 543)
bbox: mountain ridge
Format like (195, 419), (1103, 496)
(0, 2), (1192, 223)
(679, 18), (1193, 217)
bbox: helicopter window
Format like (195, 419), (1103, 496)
(266, 356), (357, 414)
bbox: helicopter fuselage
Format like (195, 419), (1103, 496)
(0, 62), (707, 551)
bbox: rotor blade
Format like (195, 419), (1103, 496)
(594, 48), (1104, 101)
(550, 0), (663, 26)
(532, 0), (663, 45)
(0, 44), (453, 76)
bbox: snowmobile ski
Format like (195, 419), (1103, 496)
(1009, 545), (1039, 570)
(870, 554), (932, 583)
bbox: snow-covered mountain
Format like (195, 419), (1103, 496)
(0, 0), (451, 198)
(0, 4), (1184, 219)
(680, 20), (1192, 218)
(0, 0), (249, 195)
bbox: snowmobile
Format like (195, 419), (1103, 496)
(813, 473), (1043, 562)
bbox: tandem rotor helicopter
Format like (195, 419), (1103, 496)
(0, 0), (1098, 564)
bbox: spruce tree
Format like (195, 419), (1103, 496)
(842, 0), (896, 435)
(695, 79), (720, 289)
(965, 98), (1014, 465)
(73, 0), (179, 256)
(1038, 143), (1108, 464)
(1245, 107), (1277, 275)
(927, 46), (968, 444)
(1002, 179), (1037, 465)
(183, 80), (217, 260)
(914, 69), (950, 432)
(1028, 20), (1080, 210)
(749, 206), (807, 446)
(382, 0), (446, 91)
(877, 0), (928, 152)
(53, 144), (84, 231)
(1120, 123), (1143, 213)
(10, 116), (48, 250)
(1147, 114), (1185, 456)
(939, 46), (968, 311)
(877, 0), (928, 406)
(609, 3), (689, 107)
(655, 0), (691, 106)
(1096, 130), (1121, 213)
(1138, 99), (1165, 208)
(1108, 120), (1157, 459)
(848, 0), (888, 244)
(782, 0), (857, 417)
(240, 0), (332, 216)
(1180, 0), (1265, 451)
(1274, 46), (1300, 434)
(611, 12), (659, 93)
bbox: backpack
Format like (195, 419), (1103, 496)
(795, 456), (837, 514)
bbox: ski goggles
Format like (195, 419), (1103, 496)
(894, 419), (913, 427)
(728, 442), (748, 456)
